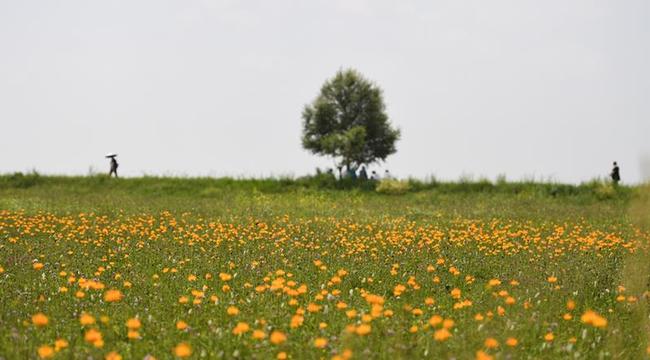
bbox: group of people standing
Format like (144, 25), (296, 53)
(345, 165), (392, 181)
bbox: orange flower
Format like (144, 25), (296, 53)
(54, 338), (68, 351)
(270, 331), (287, 345)
(173, 343), (192, 358)
(355, 324), (371, 336)
(38, 345), (54, 359)
(314, 337), (328, 348)
(104, 290), (123, 302)
(33, 262), (44, 270)
(80, 313), (96, 326)
(581, 310), (608, 328)
(505, 337), (518, 347)
(252, 329), (266, 340)
(227, 306), (239, 316)
(544, 332), (554, 342)
(126, 318), (141, 330)
(476, 350), (493, 360)
(434, 328), (452, 341)
(232, 322), (250, 335)
(484, 337), (499, 349)
(105, 351), (122, 360)
(176, 320), (189, 330)
(32, 313), (49, 327)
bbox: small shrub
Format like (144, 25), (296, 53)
(376, 179), (411, 195)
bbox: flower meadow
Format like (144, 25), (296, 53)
(0, 181), (649, 359)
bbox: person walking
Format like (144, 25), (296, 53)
(610, 161), (620, 185)
(107, 154), (119, 178)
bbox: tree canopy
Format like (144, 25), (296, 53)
(301, 69), (400, 170)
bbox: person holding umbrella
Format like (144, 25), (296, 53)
(106, 154), (119, 177)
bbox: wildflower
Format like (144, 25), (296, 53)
(476, 350), (493, 360)
(314, 337), (328, 348)
(434, 328), (452, 341)
(252, 329), (266, 340)
(429, 315), (442, 326)
(54, 339), (68, 351)
(356, 324), (371, 335)
(105, 351), (122, 360)
(544, 332), (554, 342)
(127, 330), (140, 340)
(84, 328), (103, 344)
(33, 262), (44, 270)
(173, 343), (192, 358)
(80, 313), (96, 325)
(38, 345), (54, 359)
(270, 331), (287, 344)
(484, 337), (499, 349)
(104, 289), (123, 302)
(227, 306), (239, 316)
(581, 310), (607, 328)
(176, 320), (188, 330)
(32, 313), (49, 327)
(232, 322), (250, 335)
(547, 276), (557, 283)
(506, 337), (518, 347)
(219, 273), (232, 281)
(488, 279), (501, 287)
(126, 318), (141, 330)
(277, 352), (287, 360)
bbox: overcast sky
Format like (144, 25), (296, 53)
(1, 0), (648, 183)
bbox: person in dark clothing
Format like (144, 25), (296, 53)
(107, 155), (119, 177)
(611, 161), (620, 185)
(358, 166), (368, 180)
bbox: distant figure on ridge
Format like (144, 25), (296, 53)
(359, 166), (368, 180)
(106, 154), (119, 177)
(371, 171), (379, 181)
(384, 169), (392, 180)
(610, 161), (620, 185)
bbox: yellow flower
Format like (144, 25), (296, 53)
(547, 276), (557, 283)
(104, 289), (123, 302)
(544, 332), (554, 342)
(173, 343), (192, 358)
(314, 337), (328, 348)
(270, 331), (287, 344)
(38, 345), (54, 359)
(32, 313), (49, 327)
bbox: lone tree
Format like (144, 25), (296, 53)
(301, 69), (400, 175)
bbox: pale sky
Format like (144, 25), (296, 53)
(1, 0), (649, 183)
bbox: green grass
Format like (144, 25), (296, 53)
(0, 175), (647, 359)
